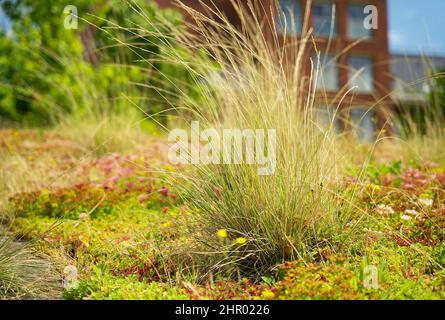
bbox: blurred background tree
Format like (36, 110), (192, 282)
(0, 0), (193, 126)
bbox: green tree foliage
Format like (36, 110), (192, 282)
(0, 0), (192, 126)
(430, 68), (445, 117)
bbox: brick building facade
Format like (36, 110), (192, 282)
(156, 0), (393, 140)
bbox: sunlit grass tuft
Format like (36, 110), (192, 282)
(122, 0), (365, 277)
(0, 236), (60, 299)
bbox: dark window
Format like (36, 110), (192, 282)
(314, 53), (339, 91)
(348, 4), (372, 39)
(277, 0), (302, 35)
(312, 1), (337, 37)
(349, 56), (374, 93)
(350, 108), (375, 142)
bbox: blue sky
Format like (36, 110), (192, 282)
(1, 1), (445, 55)
(0, 7), (10, 31)
(389, 0), (445, 55)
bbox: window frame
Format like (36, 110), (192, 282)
(349, 107), (376, 142)
(348, 55), (375, 93)
(313, 53), (340, 92)
(347, 3), (374, 40)
(311, 0), (337, 38)
(277, 0), (302, 36)
(315, 106), (343, 133)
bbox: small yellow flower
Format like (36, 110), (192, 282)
(40, 188), (50, 198)
(236, 237), (247, 245)
(216, 229), (228, 239)
(368, 184), (381, 192)
(162, 221), (174, 228)
(79, 236), (90, 248)
(261, 290), (275, 299)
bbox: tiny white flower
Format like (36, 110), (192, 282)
(418, 198), (433, 207)
(376, 204), (395, 215)
(405, 209), (419, 216)
(400, 215), (412, 221)
(79, 212), (88, 220)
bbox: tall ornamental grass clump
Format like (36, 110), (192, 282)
(0, 0), (194, 154)
(0, 237), (58, 299)
(127, 0), (361, 277)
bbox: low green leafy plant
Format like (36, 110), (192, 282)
(64, 267), (189, 300)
